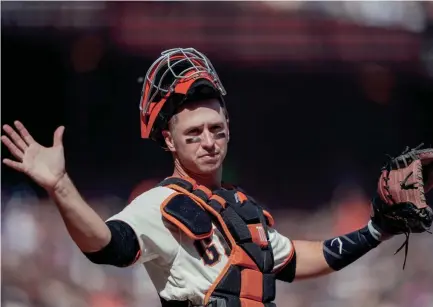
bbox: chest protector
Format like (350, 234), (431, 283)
(157, 177), (277, 307)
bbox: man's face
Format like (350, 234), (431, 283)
(163, 98), (229, 175)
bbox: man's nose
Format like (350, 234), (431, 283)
(201, 130), (216, 149)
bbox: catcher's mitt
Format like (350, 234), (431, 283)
(371, 144), (433, 268)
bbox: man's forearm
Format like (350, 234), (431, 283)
(291, 221), (384, 280)
(292, 240), (333, 280)
(48, 173), (111, 252)
(322, 221), (382, 271)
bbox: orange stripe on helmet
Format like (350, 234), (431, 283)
(139, 48), (226, 142)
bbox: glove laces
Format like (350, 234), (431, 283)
(394, 224), (432, 270)
(393, 231), (410, 270)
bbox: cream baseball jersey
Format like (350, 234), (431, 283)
(106, 186), (295, 306)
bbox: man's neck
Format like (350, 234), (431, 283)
(172, 161), (222, 190)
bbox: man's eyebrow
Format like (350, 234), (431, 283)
(208, 121), (225, 126)
(183, 123), (204, 133)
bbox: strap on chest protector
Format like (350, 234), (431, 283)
(157, 177), (277, 307)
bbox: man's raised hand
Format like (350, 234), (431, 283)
(2, 121), (66, 191)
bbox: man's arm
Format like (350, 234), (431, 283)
(0, 122), (177, 267)
(271, 221), (387, 281)
(291, 240), (333, 280)
(50, 173), (112, 252)
(0, 122), (113, 254)
(48, 173), (143, 267)
(288, 221), (386, 281)
(52, 179), (180, 267)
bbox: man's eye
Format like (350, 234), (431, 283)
(188, 128), (200, 135)
(210, 125), (223, 132)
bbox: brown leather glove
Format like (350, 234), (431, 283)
(371, 144), (433, 268)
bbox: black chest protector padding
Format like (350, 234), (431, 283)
(209, 199), (225, 213)
(232, 201), (262, 224)
(262, 273), (277, 302)
(240, 242), (266, 272)
(192, 189), (209, 202)
(214, 189), (265, 225)
(220, 206), (252, 243)
(214, 265), (242, 296)
(213, 189), (238, 203)
(262, 247), (275, 273)
(162, 193), (213, 240)
(160, 297), (189, 307)
(212, 294), (242, 307)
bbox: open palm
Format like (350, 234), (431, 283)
(1, 121), (66, 190)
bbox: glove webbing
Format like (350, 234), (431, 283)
(386, 143), (424, 169)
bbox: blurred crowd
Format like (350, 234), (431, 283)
(2, 184), (433, 307)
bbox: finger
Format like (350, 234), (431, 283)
(1, 135), (24, 160)
(14, 120), (36, 145)
(2, 158), (25, 173)
(53, 126), (65, 147)
(2, 124), (28, 152)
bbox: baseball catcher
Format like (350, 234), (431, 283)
(2, 47), (432, 307)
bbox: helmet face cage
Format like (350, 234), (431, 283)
(139, 48), (227, 142)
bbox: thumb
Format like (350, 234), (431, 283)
(53, 126), (65, 146)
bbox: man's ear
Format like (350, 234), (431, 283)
(226, 119), (230, 143)
(162, 130), (176, 152)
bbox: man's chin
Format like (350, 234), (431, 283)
(198, 161), (222, 174)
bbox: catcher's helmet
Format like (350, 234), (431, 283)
(139, 48), (227, 148)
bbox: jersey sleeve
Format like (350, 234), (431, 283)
(106, 186), (180, 265)
(268, 227), (297, 282)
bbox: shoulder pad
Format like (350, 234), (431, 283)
(161, 192), (213, 240)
